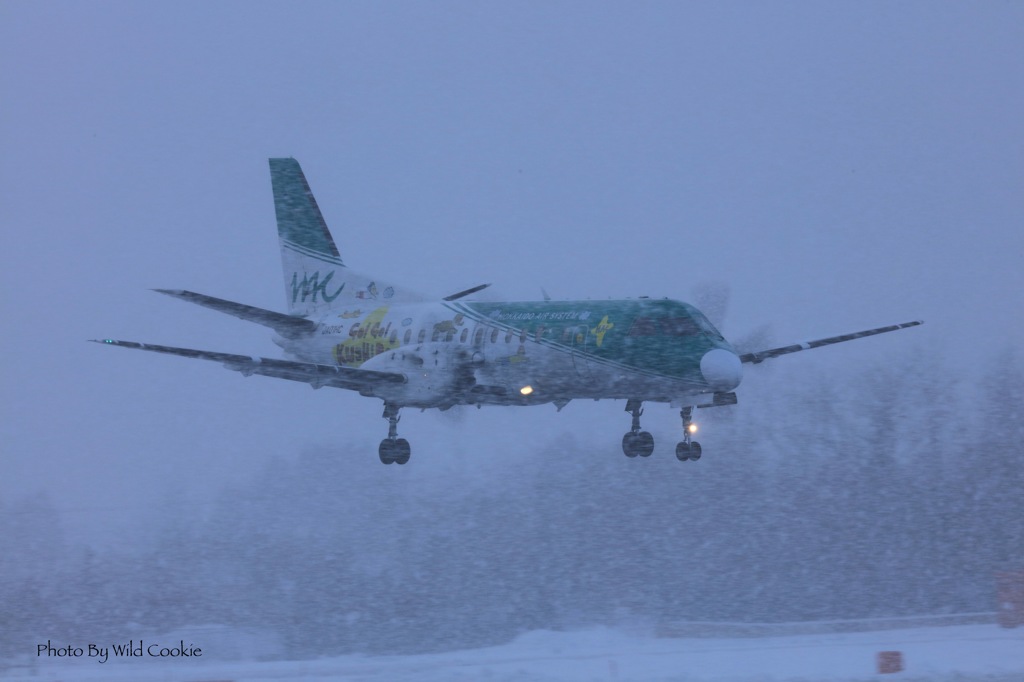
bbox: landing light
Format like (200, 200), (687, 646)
(520, 385), (533, 396)
(688, 424), (698, 434)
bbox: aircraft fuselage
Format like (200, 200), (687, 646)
(277, 298), (742, 409)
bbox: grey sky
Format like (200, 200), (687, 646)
(1, 2), (1021, 544)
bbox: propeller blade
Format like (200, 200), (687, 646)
(692, 281), (731, 330)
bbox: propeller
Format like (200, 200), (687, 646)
(691, 281), (775, 356)
(691, 281), (731, 329)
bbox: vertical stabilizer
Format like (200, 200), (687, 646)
(271, 157), (343, 266)
(269, 158), (421, 316)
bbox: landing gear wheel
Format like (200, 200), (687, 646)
(676, 406), (703, 462)
(675, 441), (702, 461)
(394, 438), (411, 465)
(623, 430), (655, 458)
(379, 439), (396, 465)
(637, 431), (654, 457)
(622, 432), (640, 458)
(622, 400), (654, 459)
(380, 402), (410, 465)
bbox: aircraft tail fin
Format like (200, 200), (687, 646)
(269, 158), (422, 316)
(271, 157), (343, 265)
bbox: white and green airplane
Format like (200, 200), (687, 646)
(95, 158), (922, 465)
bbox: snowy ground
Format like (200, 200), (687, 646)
(8, 623), (1022, 681)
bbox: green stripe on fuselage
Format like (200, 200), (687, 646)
(453, 299), (731, 381)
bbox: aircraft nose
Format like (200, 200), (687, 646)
(700, 348), (743, 391)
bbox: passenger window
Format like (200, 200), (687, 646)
(475, 328), (484, 344)
(505, 331), (513, 343)
(490, 328), (499, 343)
(520, 329), (528, 343)
(445, 330), (454, 342)
(418, 329), (426, 343)
(535, 325), (545, 342)
(628, 317), (658, 336)
(404, 329), (412, 344)
(389, 330), (397, 344)
(432, 329), (440, 342)
(460, 329), (468, 343)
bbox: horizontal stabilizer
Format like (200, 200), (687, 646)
(443, 283), (491, 301)
(154, 289), (316, 338)
(92, 339), (406, 392)
(739, 320), (923, 364)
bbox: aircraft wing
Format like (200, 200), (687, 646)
(738, 320), (923, 364)
(91, 339), (406, 392)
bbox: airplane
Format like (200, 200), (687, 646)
(94, 158), (923, 465)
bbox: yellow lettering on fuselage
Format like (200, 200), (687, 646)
(332, 307), (398, 366)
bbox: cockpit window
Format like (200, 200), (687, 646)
(628, 317), (658, 336)
(661, 317), (700, 336)
(689, 309), (725, 341)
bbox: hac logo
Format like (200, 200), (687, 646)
(291, 271), (344, 303)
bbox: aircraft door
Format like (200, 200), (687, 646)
(570, 325), (590, 378)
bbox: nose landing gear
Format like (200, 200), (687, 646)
(622, 399), (655, 458)
(379, 402), (411, 465)
(675, 406), (702, 461)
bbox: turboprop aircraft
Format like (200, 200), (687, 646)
(94, 158), (922, 465)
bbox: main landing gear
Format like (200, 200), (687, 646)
(621, 399), (655, 458)
(379, 402), (411, 465)
(675, 406), (702, 462)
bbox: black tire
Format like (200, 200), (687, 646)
(689, 441), (702, 461)
(675, 442), (691, 462)
(394, 438), (411, 465)
(622, 432), (639, 458)
(379, 439), (395, 465)
(637, 431), (655, 457)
